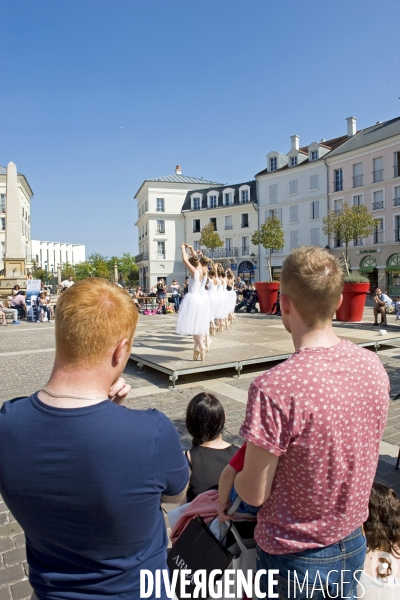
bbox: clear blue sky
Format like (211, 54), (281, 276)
(1, 0), (399, 257)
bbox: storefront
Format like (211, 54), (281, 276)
(359, 255), (378, 292)
(386, 254), (400, 297)
(238, 260), (256, 284)
(271, 266), (282, 282)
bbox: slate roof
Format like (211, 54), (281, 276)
(134, 172), (224, 198)
(182, 180), (257, 212)
(255, 135), (349, 177)
(327, 116), (400, 158)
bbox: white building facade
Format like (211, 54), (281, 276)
(134, 166), (223, 289)
(0, 164), (33, 273)
(256, 130), (348, 281)
(182, 180), (259, 282)
(31, 240), (86, 271)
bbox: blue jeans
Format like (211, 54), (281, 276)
(172, 295), (180, 312)
(256, 527), (366, 599)
(229, 487), (260, 516)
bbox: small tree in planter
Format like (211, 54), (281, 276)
(322, 203), (376, 274)
(199, 223), (224, 258)
(251, 214), (284, 280)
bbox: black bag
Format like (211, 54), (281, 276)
(167, 516), (233, 599)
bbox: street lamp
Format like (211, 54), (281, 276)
(250, 252), (256, 263)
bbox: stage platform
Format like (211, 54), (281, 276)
(130, 314), (400, 387)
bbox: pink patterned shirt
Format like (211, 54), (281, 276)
(240, 339), (390, 554)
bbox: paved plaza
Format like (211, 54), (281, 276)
(0, 310), (400, 598)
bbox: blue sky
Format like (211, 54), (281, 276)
(1, 0), (399, 257)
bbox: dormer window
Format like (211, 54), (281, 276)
(192, 197), (201, 210)
(290, 156), (298, 167)
(241, 190), (249, 203)
(310, 150), (318, 161)
(209, 195), (217, 208)
(269, 157), (277, 172)
(224, 193), (231, 206)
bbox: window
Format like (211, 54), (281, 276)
(310, 150), (318, 161)
(224, 215), (233, 230)
(269, 184), (278, 204)
(309, 174), (319, 190)
(156, 198), (165, 212)
(242, 236), (250, 255)
(310, 228), (320, 246)
(0, 194), (5, 213)
(21, 219), (24, 234)
(224, 193), (231, 206)
(334, 199), (343, 213)
(290, 156), (297, 167)
(22, 207), (24, 217)
(290, 230), (299, 249)
(0, 241), (5, 259)
(193, 219), (201, 233)
(0, 217), (5, 231)
(269, 157), (277, 171)
(395, 216), (400, 242)
(268, 207), (282, 222)
(157, 241), (165, 259)
(353, 163), (363, 187)
(289, 180), (298, 195)
(145, 201), (148, 212)
(334, 169), (343, 192)
(353, 195), (363, 206)
(225, 238), (232, 250)
(310, 200), (319, 220)
(210, 217), (217, 231)
(241, 214), (249, 228)
(394, 151), (400, 178)
(209, 195), (217, 208)
(373, 157), (384, 183)
(194, 241), (201, 251)
(374, 219), (384, 244)
(241, 189), (249, 203)
(394, 187), (400, 207)
(156, 220), (165, 234)
(289, 205), (298, 223)
(193, 197), (201, 210)
(372, 190), (384, 210)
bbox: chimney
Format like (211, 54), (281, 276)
(290, 135), (299, 150)
(175, 165), (182, 175)
(346, 117), (356, 137)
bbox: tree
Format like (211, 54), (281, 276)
(322, 203), (377, 274)
(251, 215), (284, 280)
(61, 262), (76, 280)
(199, 223), (224, 254)
(106, 253), (139, 284)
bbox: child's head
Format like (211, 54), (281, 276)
(185, 393), (225, 446)
(364, 482), (400, 577)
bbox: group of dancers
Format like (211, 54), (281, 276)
(176, 243), (237, 361)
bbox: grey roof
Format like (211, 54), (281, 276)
(182, 180), (257, 212)
(0, 166), (6, 175)
(328, 116), (400, 158)
(146, 174), (223, 184)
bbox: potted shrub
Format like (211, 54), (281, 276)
(336, 274), (370, 322)
(251, 215), (284, 313)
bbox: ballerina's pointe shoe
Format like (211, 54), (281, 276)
(199, 349), (205, 361)
(193, 350), (200, 361)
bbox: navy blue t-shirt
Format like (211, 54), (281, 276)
(0, 394), (188, 599)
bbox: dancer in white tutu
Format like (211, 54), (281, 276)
(207, 264), (220, 336)
(176, 244), (209, 361)
(226, 270), (236, 323)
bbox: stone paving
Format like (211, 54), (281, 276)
(0, 313), (400, 598)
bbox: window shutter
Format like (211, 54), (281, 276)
(315, 201), (319, 219)
(278, 208), (282, 223)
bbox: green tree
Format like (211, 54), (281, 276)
(74, 261), (94, 280)
(322, 202), (377, 273)
(61, 262), (76, 280)
(31, 259), (46, 283)
(199, 223), (224, 254)
(106, 253), (138, 284)
(251, 214), (284, 280)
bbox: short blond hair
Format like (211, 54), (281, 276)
(55, 278), (138, 366)
(281, 246), (343, 327)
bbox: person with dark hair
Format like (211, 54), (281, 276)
(156, 279), (167, 314)
(357, 482), (400, 597)
(184, 392), (238, 502)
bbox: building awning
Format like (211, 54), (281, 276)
(359, 267), (375, 273)
(385, 266), (400, 272)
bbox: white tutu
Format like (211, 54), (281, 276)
(208, 280), (219, 323)
(176, 270), (208, 336)
(215, 280), (226, 320)
(199, 275), (211, 329)
(228, 289), (236, 314)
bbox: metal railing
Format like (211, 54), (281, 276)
(373, 169), (384, 183)
(241, 223), (249, 228)
(156, 229), (165, 234)
(157, 253), (166, 260)
(372, 201), (384, 210)
(374, 231), (384, 244)
(135, 252), (148, 262)
(192, 228), (200, 233)
(224, 224), (233, 230)
(204, 247), (238, 259)
(393, 197), (400, 207)
(395, 165), (400, 178)
(394, 229), (400, 242)
(334, 182), (343, 192)
(353, 239), (363, 246)
(241, 246), (250, 255)
(353, 175), (363, 187)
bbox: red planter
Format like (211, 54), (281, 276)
(255, 281), (280, 314)
(335, 282), (370, 322)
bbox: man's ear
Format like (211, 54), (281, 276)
(280, 292), (290, 315)
(112, 338), (129, 367)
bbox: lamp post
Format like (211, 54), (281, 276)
(51, 264), (54, 293)
(44, 261), (48, 286)
(114, 263), (118, 283)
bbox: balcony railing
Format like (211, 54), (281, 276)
(224, 224), (233, 230)
(394, 197), (400, 207)
(373, 169), (384, 183)
(395, 165), (400, 178)
(241, 223), (249, 228)
(353, 175), (363, 187)
(156, 229), (165, 234)
(204, 247), (238, 259)
(334, 182), (343, 192)
(241, 246), (250, 255)
(193, 228), (200, 233)
(374, 231), (384, 244)
(135, 252), (148, 263)
(157, 253), (166, 260)
(353, 239), (363, 246)
(394, 229), (400, 242)
(372, 201), (384, 210)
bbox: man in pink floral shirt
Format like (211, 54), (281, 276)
(233, 247), (390, 599)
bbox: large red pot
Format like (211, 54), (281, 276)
(335, 282), (370, 322)
(255, 281), (280, 314)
